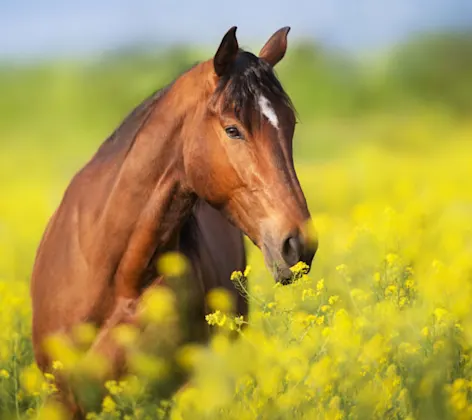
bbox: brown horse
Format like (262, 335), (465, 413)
(30, 26), (317, 417)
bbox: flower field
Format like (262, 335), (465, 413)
(1, 108), (472, 419)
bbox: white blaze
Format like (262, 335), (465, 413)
(258, 95), (279, 129)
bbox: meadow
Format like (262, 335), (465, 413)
(1, 34), (472, 419)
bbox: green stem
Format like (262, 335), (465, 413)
(12, 334), (21, 420)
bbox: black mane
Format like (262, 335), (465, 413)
(93, 85), (171, 162)
(213, 50), (295, 132)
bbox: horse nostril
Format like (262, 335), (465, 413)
(281, 234), (302, 267)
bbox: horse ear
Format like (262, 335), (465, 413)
(214, 26), (239, 77)
(259, 26), (291, 67)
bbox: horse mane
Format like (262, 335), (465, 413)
(93, 86), (167, 162)
(212, 49), (296, 133)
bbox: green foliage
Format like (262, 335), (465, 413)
(385, 31), (472, 116)
(1, 29), (471, 160)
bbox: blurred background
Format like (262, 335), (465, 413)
(1, 0), (471, 282)
(1, 4), (472, 419)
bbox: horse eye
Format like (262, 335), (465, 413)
(225, 126), (243, 140)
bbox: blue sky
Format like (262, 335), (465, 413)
(1, 0), (471, 62)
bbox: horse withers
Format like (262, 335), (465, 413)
(30, 26), (318, 417)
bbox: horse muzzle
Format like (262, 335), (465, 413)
(261, 225), (318, 285)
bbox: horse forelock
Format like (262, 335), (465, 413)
(211, 50), (295, 133)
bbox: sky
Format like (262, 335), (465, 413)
(1, 0), (471, 62)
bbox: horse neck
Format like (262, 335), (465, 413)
(138, 61), (212, 194)
(96, 63), (212, 254)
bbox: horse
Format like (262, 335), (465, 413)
(30, 26), (318, 418)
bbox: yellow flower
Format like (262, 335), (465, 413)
(385, 285), (397, 296)
(205, 310), (227, 327)
(120, 375), (143, 398)
(127, 353), (168, 380)
(404, 279), (415, 289)
(0, 369), (9, 378)
(304, 314), (317, 325)
(211, 334), (230, 355)
(176, 344), (202, 371)
(102, 395), (116, 413)
(207, 288), (234, 313)
(41, 380), (58, 395)
(156, 251), (188, 277)
(302, 288), (315, 301)
(139, 286), (177, 324)
(37, 402), (68, 420)
(290, 261), (310, 274)
(43, 335), (80, 371)
(111, 323), (139, 348)
(399, 297), (408, 308)
(75, 352), (110, 380)
(20, 364), (44, 395)
(230, 270), (243, 282)
(231, 315), (245, 330)
(72, 322), (97, 347)
(385, 253), (399, 265)
(105, 380), (123, 395)
(322, 327), (331, 337)
(452, 378), (467, 391)
(328, 295), (339, 305)
(434, 308), (448, 323)
(52, 361), (64, 371)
